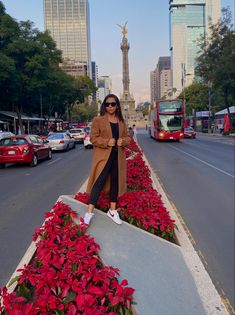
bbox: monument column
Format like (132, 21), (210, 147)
(118, 22), (136, 124)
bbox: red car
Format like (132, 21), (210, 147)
(184, 127), (196, 139)
(0, 135), (52, 167)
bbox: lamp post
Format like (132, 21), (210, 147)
(181, 63), (186, 100)
(208, 81), (212, 133)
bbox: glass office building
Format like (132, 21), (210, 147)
(169, 0), (220, 95)
(44, 0), (91, 77)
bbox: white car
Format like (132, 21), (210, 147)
(83, 130), (93, 149)
(0, 132), (15, 140)
(69, 128), (86, 143)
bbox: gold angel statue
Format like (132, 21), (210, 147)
(117, 21), (128, 37)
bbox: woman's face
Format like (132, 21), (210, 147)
(104, 97), (117, 115)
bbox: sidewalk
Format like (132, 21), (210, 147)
(197, 131), (235, 138)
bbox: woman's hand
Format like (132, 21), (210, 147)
(117, 138), (124, 146)
(108, 138), (116, 146)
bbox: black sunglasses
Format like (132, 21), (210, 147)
(104, 102), (117, 107)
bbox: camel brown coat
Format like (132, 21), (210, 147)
(86, 114), (131, 197)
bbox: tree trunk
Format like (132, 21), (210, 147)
(15, 105), (24, 135)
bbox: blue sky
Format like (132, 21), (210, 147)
(1, 0), (234, 104)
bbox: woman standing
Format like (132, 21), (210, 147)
(84, 94), (131, 225)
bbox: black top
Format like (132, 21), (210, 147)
(110, 122), (119, 151)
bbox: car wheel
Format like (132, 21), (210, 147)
(30, 154), (38, 167)
(0, 164), (6, 168)
(72, 142), (76, 149)
(47, 150), (52, 160)
(65, 144), (70, 152)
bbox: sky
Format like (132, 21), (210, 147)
(1, 0), (234, 104)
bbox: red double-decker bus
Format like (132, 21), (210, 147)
(149, 99), (184, 141)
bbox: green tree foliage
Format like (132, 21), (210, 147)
(71, 101), (98, 122)
(0, 2), (97, 132)
(179, 82), (224, 116)
(195, 8), (235, 115)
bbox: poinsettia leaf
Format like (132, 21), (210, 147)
(8, 275), (19, 287)
(120, 308), (125, 315)
(76, 230), (83, 237)
(17, 283), (31, 300)
(63, 291), (76, 304)
(124, 308), (133, 315)
(87, 286), (103, 295)
(120, 279), (128, 286)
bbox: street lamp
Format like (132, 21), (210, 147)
(208, 81), (212, 133)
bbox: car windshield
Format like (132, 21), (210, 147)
(159, 100), (183, 113)
(70, 129), (83, 134)
(47, 134), (64, 140)
(159, 114), (183, 132)
(185, 127), (193, 131)
(0, 138), (28, 146)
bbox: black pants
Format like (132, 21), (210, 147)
(88, 148), (118, 206)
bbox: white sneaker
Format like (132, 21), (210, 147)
(107, 209), (122, 225)
(83, 212), (94, 225)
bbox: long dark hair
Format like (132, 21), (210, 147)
(100, 94), (124, 122)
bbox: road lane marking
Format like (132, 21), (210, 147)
(168, 145), (235, 179)
(47, 157), (61, 165)
(182, 141), (211, 149)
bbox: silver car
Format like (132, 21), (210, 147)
(46, 132), (76, 151)
(0, 132), (15, 140)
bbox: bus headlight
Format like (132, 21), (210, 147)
(159, 132), (164, 137)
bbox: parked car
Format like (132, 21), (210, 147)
(37, 131), (49, 141)
(69, 128), (86, 143)
(0, 131), (15, 140)
(184, 127), (196, 139)
(46, 132), (76, 151)
(0, 135), (52, 167)
(83, 130), (93, 149)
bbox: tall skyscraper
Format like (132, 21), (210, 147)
(150, 56), (172, 102)
(157, 57), (172, 99)
(97, 76), (112, 103)
(91, 61), (98, 101)
(150, 70), (158, 104)
(44, 0), (91, 77)
(169, 0), (221, 95)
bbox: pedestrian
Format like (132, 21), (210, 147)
(132, 124), (137, 140)
(84, 94), (131, 225)
(128, 126), (134, 138)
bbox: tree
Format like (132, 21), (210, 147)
(179, 82), (210, 115)
(195, 8), (235, 118)
(0, 2), (97, 133)
(71, 101), (98, 122)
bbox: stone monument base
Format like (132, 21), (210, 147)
(120, 98), (139, 125)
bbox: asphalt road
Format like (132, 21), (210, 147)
(0, 144), (92, 287)
(137, 130), (235, 311)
